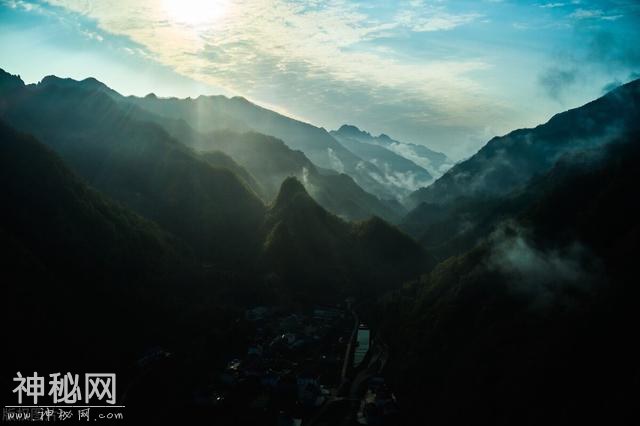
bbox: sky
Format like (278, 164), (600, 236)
(1, 0), (639, 159)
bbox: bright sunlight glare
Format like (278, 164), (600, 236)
(162, 0), (229, 26)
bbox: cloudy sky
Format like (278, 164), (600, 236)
(1, 0), (639, 159)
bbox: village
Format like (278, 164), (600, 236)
(198, 303), (400, 425)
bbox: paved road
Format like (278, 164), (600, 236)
(306, 308), (391, 426)
(306, 307), (360, 426)
(340, 308), (359, 384)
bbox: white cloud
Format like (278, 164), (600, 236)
(395, 9), (482, 32)
(327, 148), (345, 173)
(3, 0), (43, 13)
(42, 0), (493, 127)
(570, 8), (603, 18)
(395, 1), (482, 32)
(569, 8), (622, 20)
(11, 0), (529, 160)
(488, 224), (598, 309)
(539, 3), (565, 8)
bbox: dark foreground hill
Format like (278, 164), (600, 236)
(372, 130), (640, 425)
(0, 69), (266, 266)
(0, 119), (427, 416)
(262, 177), (428, 304)
(0, 120), (203, 371)
(0, 120), (285, 413)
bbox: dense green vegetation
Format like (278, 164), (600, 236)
(371, 127), (640, 425)
(262, 177), (427, 304)
(0, 121), (253, 403)
(0, 118), (422, 418)
(0, 70), (266, 266)
(0, 69), (423, 303)
(0, 72), (432, 420)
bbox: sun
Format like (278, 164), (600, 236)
(162, 0), (229, 26)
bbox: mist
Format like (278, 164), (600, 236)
(487, 223), (599, 309)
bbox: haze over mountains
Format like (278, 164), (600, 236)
(331, 124), (452, 188)
(2, 65), (639, 425)
(402, 79), (640, 260)
(0, 67), (427, 293)
(0, 67), (429, 390)
(0, 70), (423, 223)
(125, 91), (450, 205)
(376, 122), (640, 426)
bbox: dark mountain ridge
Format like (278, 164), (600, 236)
(0, 120), (199, 371)
(408, 78), (640, 208)
(0, 68), (425, 303)
(16, 70), (405, 222)
(403, 78), (640, 258)
(262, 177), (428, 303)
(373, 128), (640, 426)
(0, 68), (266, 265)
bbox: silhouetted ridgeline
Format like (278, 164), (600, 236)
(372, 115), (640, 424)
(402, 78), (640, 261)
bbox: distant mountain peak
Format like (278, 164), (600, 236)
(231, 95), (252, 104)
(81, 76), (103, 87)
(336, 124), (371, 138)
(269, 176), (329, 225)
(274, 176), (308, 206)
(0, 68), (25, 91)
(39, 75), (77, 87)
(338, 124), (360, 132)
(37, 74), (118, 96)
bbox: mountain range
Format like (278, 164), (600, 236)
(374, 125), (640, 425)
(402, 79), (640, 260)
(2, 64), (639, 425)
(5, 71), (454, 220)
(0, 67), (428, 300)
(331, 124), (452, 185)
(125, 94), (397, 200)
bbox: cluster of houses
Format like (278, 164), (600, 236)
(214, 306), (352, 422)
